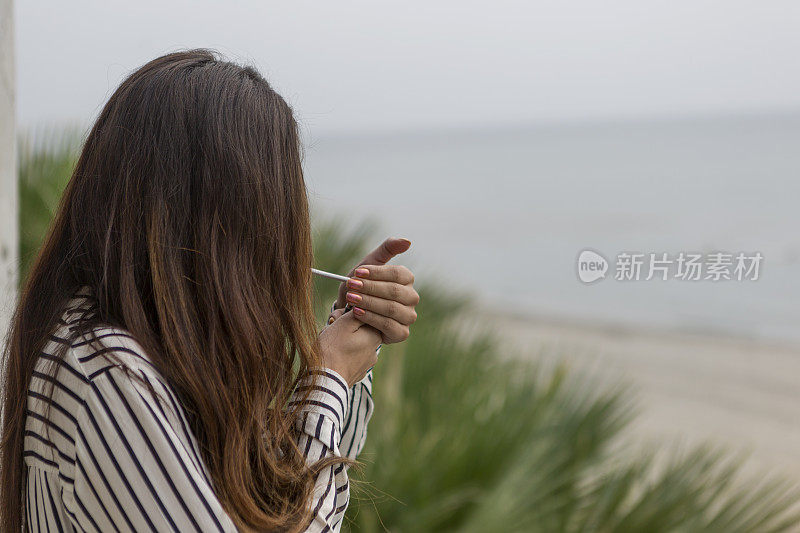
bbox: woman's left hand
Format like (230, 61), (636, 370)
(334, 238), (419, 344)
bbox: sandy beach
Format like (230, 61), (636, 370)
(475, 309), (800, 483)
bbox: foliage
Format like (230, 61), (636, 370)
(18, 127), (81, 280)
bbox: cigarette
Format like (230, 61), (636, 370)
(311, 268), (350, 283)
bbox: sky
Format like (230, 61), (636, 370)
(15, 0), (800, 135)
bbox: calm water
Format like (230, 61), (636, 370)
(304, 113), (800, 344)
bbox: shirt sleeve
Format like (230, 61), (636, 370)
(329, 299), (378, 460)
(289, 368), (354, 532)
(339, 367), (375, 460)
(70, 364), (238, 532)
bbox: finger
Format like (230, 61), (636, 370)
(345, 292), (418, 325)
(352, 307), (411, 344)
(358, 237), (412, 267)
(331, 309), (365, 333)
(351, 264), (414, 285)
(327, 307), (346, 325)
(346, 278), (419, 306)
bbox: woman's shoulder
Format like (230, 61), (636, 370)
(43, 288), (160, 386)
(32, 288), (187, 438)
(54, 325), (157, 382)
(26, 289), (205, 491)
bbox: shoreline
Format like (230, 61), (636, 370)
(468, 305), (800, 482)
(486, 300), (800, 353)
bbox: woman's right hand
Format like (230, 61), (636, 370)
(318, 308), (382, 386)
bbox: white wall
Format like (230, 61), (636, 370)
(0, 0), (17, 344)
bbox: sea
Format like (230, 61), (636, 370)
(303, 112), (800, 344)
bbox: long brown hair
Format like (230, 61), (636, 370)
(1, 49), (340, 531)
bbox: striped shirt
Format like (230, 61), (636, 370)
(23, 288), (376, 532)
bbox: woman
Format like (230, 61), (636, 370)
(0, 50), (419, 532)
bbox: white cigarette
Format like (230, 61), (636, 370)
(311, 268), (350, 283)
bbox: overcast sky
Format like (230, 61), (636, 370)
(15, 0), (800, 135)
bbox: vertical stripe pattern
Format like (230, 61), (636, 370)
(23, 291), (375, 532)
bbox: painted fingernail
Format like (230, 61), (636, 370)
(347, 278), (363, 289)
(328, 316), (335, 325)
(355, 268), (370, 278)
(353, 307), (366, 316)
(346, 292), (362, 303)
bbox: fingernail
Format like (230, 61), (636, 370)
(355, 268), (369, 278)
(399, 238), (411, 246)
(347, 278), (363, 289)
(346, 292), (362, 303)
(353, 307), (366, 316)
(327, 316), (335, 325)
